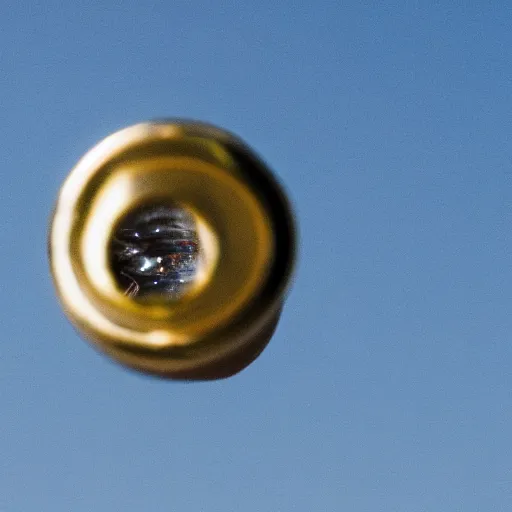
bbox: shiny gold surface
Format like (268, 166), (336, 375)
(49, 121), (296, 379)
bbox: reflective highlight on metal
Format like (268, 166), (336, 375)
(49, 121), (296, 380)
(110, 203), (201, 300)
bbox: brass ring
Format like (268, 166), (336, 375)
(49, 120), (296, 379)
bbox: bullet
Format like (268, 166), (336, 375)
(49, 121), (296, 380)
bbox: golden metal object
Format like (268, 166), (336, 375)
(49, 121), (296, 379)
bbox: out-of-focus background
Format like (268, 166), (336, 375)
(1, 2), (511, 511)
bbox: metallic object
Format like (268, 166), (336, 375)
(110, 203), (201, 300)
(49, 121), (296, 380)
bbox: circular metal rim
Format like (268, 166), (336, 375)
(49, 120), (296, 377)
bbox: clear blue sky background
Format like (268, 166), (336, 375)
(1, 2), (511, 511)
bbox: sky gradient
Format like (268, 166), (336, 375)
(1, 2), (512, 511)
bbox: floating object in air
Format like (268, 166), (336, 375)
(49, 121), (296, 380)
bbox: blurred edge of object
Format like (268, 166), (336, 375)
(49, 120), (297, 380)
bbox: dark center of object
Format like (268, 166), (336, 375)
(110, 204), (200, 300)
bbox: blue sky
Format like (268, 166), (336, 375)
(1, 2), (511, 511)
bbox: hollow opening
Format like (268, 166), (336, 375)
(109, 202), (202, 301)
